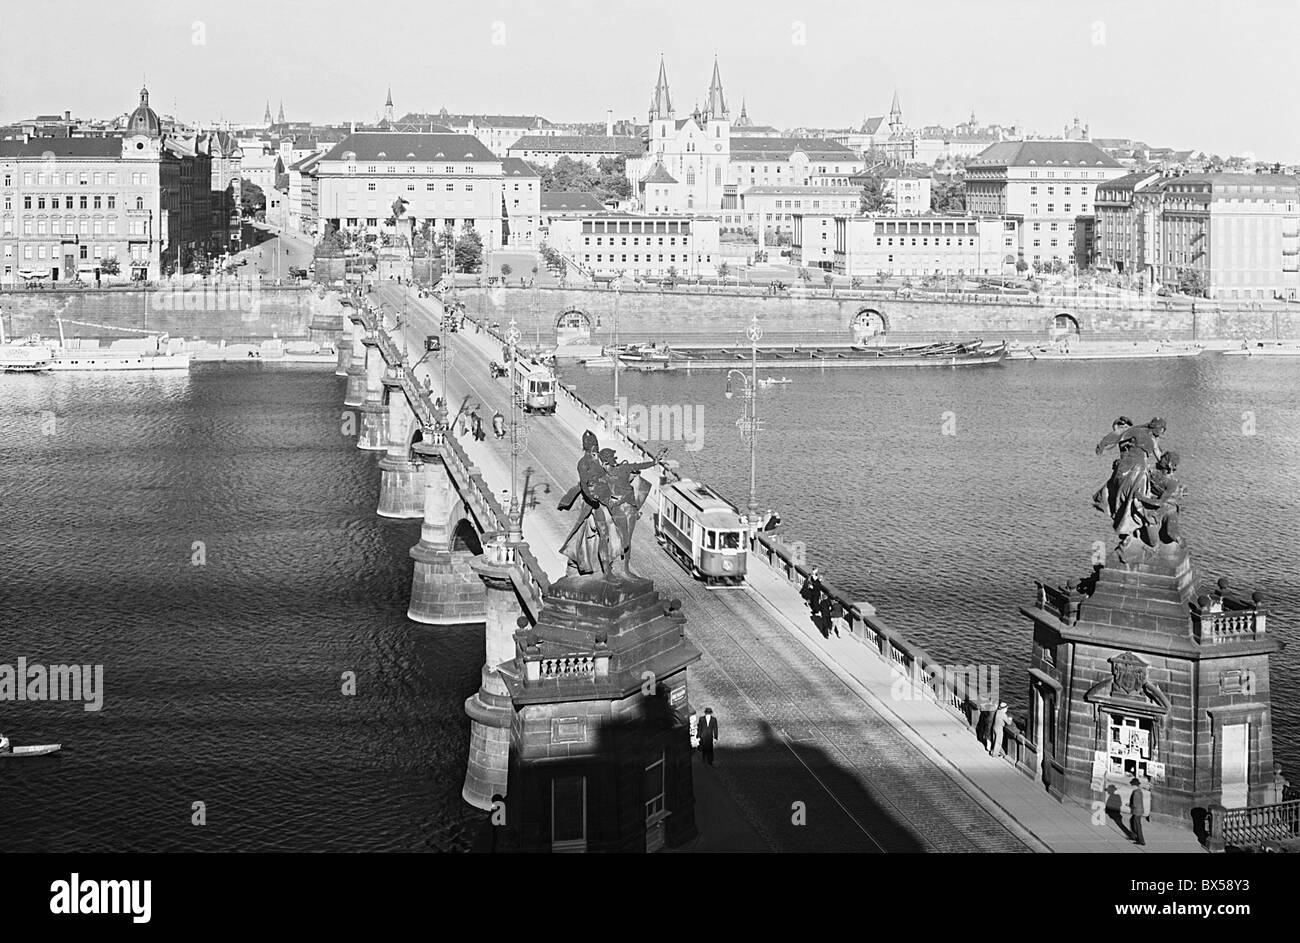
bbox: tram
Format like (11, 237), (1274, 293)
(654, 478), (748, 586)
(510, 357), (557, 414)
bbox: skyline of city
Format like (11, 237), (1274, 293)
(1, 0), (1297, 161)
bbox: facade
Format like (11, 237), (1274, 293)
(540, 191), (605, 223)
(241, 147), (283, 196)
(316, 132), (512, 250)
(0, 87), (214, 283)
(202, 128), (244, 253)
(724, 186), (860, 236)
(966, 140), (1126, 268)
(548, 212), (720, 280)
(287, 152), (322, 237)
(1155, 174), (1300, 300)
(829, 116), (887, 158)
(793, 212), (1018, 278)
(501, 157), (541, 247)
(507, 135), (642, 168)
(1093, 171), (1163, 279)
(878, 169), (932, 215)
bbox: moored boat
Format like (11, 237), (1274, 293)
(0, 744), (62, 757)
(672, 339), (1007, 369)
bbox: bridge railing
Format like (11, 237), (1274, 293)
(1192, 607), (1268, 644)
(1211, 799), (1300, 850)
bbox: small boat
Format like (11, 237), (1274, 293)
(614, 343), (673, 370)
(0, 744), (62, 758)
(757, 376), (792, 388)
(1221, 341), (1300, 358)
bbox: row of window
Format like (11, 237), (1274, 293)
(5, 171), (146, 187)
(3, 243), (118, 260)
(582, 253), (712, 264)
(1029, 186), (1089, 197)
(344, 164), (481, 175)
(580, 220), (691, 234)
(875, 237), (979, 247)
(583, 236), (689, 247)
(1028, 204), (1089, 215)
(15, 195), (121, 210)
(2, 218), (130, 236)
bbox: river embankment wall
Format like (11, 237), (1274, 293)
(463, 285), (1300, 345)
(0, 285), (345, 341)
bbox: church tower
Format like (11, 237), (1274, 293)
(385, 85), (395, 125)
(263, 100), (272, 128)
(889, 90), (903, 134)
(277, 100), (285, 125)
(648, 56), (675, 150)
(701, 58), (731, 212)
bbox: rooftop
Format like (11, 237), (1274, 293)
(511, 135), (642, 155)
(969, 140), (1122, 168)
(501, 156), (541, 177)
(541, 191), (605, 212)
(0, 136), (124, 158)
(322, 132), (498, 163)
(729, 136), (858, 160)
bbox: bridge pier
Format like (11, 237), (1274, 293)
(343, 311), (369, 407)
(463, 533), (524, 810)
(335, 308), (353, 377)
(407, 441), (486, 624)
(357, 337), (387, 451)
(377, 382), (425, 519)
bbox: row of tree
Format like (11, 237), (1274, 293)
(540, 155), (631, 203)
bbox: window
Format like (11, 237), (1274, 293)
(93, 196), (102, 210)
(136, 197), (144, 210)
(445, 183), (454, 191)
(644, 754), (666, 820)
(107, 172), (116, 185)
(367, 182), (376, 191)
(1107, 715), (1152, 778)
(107, 196), (115, 210)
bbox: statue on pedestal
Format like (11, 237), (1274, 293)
(1092, 416), (1184, 561)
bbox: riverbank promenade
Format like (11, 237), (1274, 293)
(370, 279), (1207, 853)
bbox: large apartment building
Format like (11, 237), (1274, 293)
(548, 212), (720, 280)
(316, 132), (519, 249)
(965, 141), (1126, 268)
(0, 87), (212, 283)
(794, 213), (1018, 278)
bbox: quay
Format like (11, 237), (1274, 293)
(338, 280), (1234, 852)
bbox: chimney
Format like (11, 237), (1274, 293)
(64, 110), (71, 121)
(350, 120), (356, 134)
(606, 110), (613, 137)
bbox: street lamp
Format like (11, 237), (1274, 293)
(506, 318), (524, 526)
(724, 315), (763, 522)
(611, 280), (622, 425)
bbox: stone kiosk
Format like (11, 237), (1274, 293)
(493, 433), (700, 852)
(1022, 417), (1284, 844)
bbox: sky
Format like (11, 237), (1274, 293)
(1, 0), (1296, 161)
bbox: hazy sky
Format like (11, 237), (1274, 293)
(2, 0), (1296, 160)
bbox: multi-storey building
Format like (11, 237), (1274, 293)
(507, 135), (642, 169)
(501, 157), (541, 246)
(393, 110), (557, 158)
(201, 128), (243, 253)
(316, 132), (515, 249)
(1156, 173), (1299, 300)
(548, 212), (720, 280)
(287, 152), (322, 236)
(721, 186), (860, 236)
(1093, 171), (1162, 279)
(965, 140), (1125, 268)
(794, 212), (1018, 278)
(0, 87), (212, 283)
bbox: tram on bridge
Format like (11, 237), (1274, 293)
(510, 358), (557, 414)
(654, 478), (748, 586)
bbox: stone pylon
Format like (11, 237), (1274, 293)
(376, 379), (425, 518)
(335, 307), (353, 377)
(406, 437), (486, 624)
(357, 336), (388, 451)
(343, 312), (368, 408)
(463, 531), (525, 810)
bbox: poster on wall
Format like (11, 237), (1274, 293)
(1148, 761), (1166, 782)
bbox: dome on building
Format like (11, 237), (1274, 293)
(126, 86), (162, 137)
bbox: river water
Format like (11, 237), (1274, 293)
(2, 354), (1296, 852)
(568, 354), (1300, 777)
(0, 366), (481, 852)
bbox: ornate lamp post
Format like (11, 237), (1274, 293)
(724, 314), (763, 522)
(506, 318), (525, 529)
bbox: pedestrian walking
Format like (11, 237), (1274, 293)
(492, 412), (505, 439)
(800, 566), (821, 610)
(987, 701), (1010, 757)
(472, 411), (486, 442)
(1129, 777), (1147, 845)
(698, 707), (719, 766)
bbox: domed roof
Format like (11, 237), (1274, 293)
(127, 86), (161, 137)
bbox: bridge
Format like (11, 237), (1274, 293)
(332, 281), (1216, 853)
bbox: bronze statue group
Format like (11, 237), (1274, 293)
(1091, 416), (1186, 560)
(558, 430), (668, 579)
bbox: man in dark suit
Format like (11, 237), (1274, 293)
(1129, 777), (1147, 845)
(698, 708), (719, 766)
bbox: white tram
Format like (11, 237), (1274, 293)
(510, 357), (557, 414)
(654, 478), (748, 586)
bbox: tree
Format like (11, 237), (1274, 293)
(1176, 267), (1206, 297)
(931, 178), (967, 213)
(99, 257), (120, 276)
(539, 243), (564, 271)
(1015, 258), (1029, 274)
(239, 179), (265, 216)
(455, 223), (483, 273)
(797, 267), (812, 283)
(314, 229), (345, 258)
(860, 174), (895, 214)
(500, 263), (513, 278)
(717, 261), (731, 281)
(436, 225), (457, 263)
(823, 272), (835, 288)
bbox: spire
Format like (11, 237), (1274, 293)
(384, 85), (395, 124)
(386, 85), (394, 107)
(890, 90), (901, 116)
(277, 100), (285, 124)
(264, 100), (272, 125)
(139, 85), (150, 108)
(706, 57), (727, 120)
(650, 55), (673, 120)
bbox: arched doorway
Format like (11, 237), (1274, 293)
(555, 307), (592, 346)
(407, 427), (424, 463)
(851, 307), (890, 343)
(1050, 313), (1081, 340)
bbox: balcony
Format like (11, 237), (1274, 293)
(521, 649), (610, 684)
(1192, 607), (1267, 645)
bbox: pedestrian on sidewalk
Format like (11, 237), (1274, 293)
(987, 701), (1010, 757)
(1141, 774), (1153, 823)
(472, 411), (486, 442)
(800, 566), (821, 610)
(492, 411), (505, 438)
(698, 707), (719, 766)
(1129, 777), (1147, 845)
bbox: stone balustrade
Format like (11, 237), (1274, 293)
(1193, 607), (1267, 644)
(1211, 798), (1299, 850)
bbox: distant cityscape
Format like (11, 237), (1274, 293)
(2, 56), (1297, 301)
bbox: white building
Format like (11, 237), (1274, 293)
(794, 212), (1019, 277)
(548, 212), (720, 280)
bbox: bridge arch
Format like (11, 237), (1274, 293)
(451, 518), (484, 555)
(851, 307), (890, 342)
